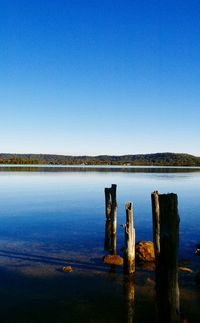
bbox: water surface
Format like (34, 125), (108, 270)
(0, 165), (199, 322)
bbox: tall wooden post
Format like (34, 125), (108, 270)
(153, 193), (180, 323)
(104, 188), (112, 250)
(123, 201), (135, 275)
(151, 191), (160, 258)
(110, 184), (117, 255)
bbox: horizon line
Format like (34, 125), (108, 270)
(0, 151), (199, 158)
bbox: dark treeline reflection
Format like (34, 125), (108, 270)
(0, 165), (200, 173)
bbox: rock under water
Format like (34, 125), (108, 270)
(103, 255), (123, 266)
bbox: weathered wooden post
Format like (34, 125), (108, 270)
(110, 184), (117, 255)
(152, 193), (180, 323)
(104, 187), (112, 250)
(151, 191), (160, 258)
(123, 201), (135, 275)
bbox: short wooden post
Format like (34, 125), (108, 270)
(151, 191), (160, 258)
(123, 201), (135, 275)
(110, 184), (117, 255)
(155, 193), (180, 323)
(104, 188), (112, 250)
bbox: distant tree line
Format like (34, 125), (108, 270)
(0, 153), (200, 166)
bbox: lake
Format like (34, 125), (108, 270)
(0, 165), (199, 322)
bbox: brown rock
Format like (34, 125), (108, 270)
(62, 266), (73, 272)
(135, 241), (155, 262)
(179, 267), (193, 273)
(103, 255), (123, 266)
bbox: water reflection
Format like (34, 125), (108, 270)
(0, 165), (200, 173)
(123, 276), (135, 323)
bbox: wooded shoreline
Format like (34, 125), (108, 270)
(0, 152), (200, 166)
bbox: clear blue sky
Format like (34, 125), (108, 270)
(1, 0), (200, 156)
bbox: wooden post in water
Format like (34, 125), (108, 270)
(123, 201), (135, 275)
(151, 191), (160, 258)
(104, 187), (112, 250)
(153, 193), (180, 323)
(110, 184), (117, 255)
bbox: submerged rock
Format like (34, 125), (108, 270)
(103, 255), (123, 266)
(179, 267), (193, 273)
(62, 266), (73, 272)
(145, 277), (155, 287)
(137, 261), (155, 270)
(135, 241), (155, 262)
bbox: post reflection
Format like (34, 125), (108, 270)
(123, 275), (135, 323)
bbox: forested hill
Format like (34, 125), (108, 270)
(0, 153), (200, 166)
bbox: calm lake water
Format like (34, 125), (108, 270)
(0, 165), (199, 322)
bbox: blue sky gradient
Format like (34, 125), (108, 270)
(1, 0), (200, 155)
